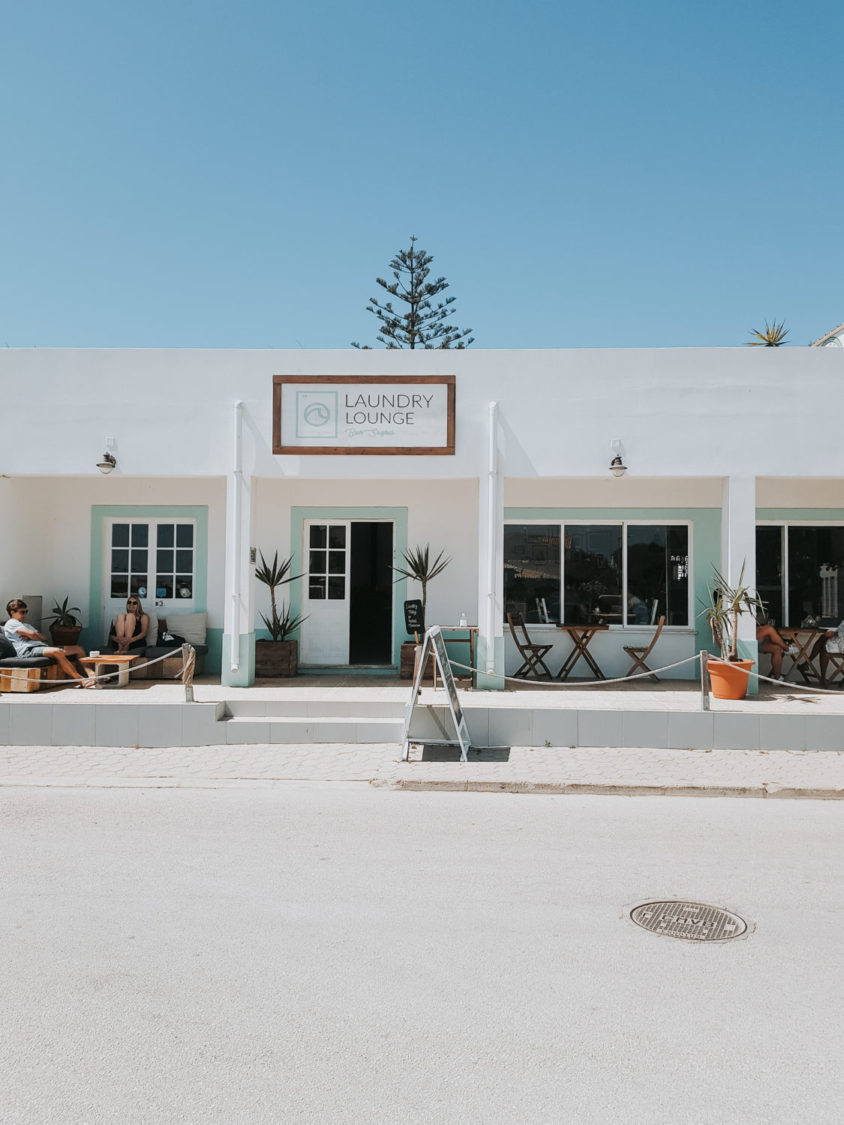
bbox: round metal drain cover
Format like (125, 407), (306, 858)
(630, 901), (747, 942)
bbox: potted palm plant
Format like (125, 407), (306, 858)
(700, 563), (764, 700)
(392, 544), (450, 679)
(47, 597), (83, 647)
(254, 551), (306, 677)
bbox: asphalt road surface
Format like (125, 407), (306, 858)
(3, 785), (842, 1124)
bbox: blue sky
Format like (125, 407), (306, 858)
(2, 0), (843, 349)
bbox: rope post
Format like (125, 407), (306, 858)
(181, 643), (196, 703)
(700, 649), (710, 711)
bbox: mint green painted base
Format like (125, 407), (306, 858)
(206, 627), (223, 675)
(736, 638), (759, 695)
(221, 632), (255, 687)
(474, 635), (505, 691)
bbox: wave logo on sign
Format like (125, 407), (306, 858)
(296, 391), (338, 439)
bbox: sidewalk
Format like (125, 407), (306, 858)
(1, 742), (843, 798)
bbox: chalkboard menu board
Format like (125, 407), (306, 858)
(404, 599), (425, 635)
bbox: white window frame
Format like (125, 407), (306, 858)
(503, 518), (693, 629)
(756, 520), (844, 627)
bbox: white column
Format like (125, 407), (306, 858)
(721, 474), (758, 690)
(476, 402), (504, 689)
(222, 401), (256, 686)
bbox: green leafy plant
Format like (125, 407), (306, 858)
(391, 544), (451, 617)
(746, 320), (789, 347)
(699, 563), (765, 661)
(255, 551), (306, 641)
(46, 597), (82, 627)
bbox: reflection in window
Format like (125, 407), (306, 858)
(503, 525), (560, 624)
(787, 526), (844, 624)
(755, 526), (783, 625)
(627, 526), (689, 626)
(564, 525), (622, 624)
(504, 522), (691, 626)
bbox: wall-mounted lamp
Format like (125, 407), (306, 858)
(609, 439), (627, 477)
(96, 451), (117, 475)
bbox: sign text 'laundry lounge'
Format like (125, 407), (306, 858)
(273, 376), (455, 455)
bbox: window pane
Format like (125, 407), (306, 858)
(328, 550), (345, 574)
(110, 577), (128, 598)
(157, 524), (174, 547)
(176, 576), (193, 599)
(310, 525), (326, 548)
(309, 550), (325, 575)
(132, 525), (149, 547)
(157, 549), (173, 571)
(564, 525), (622, 623)
(131, 549), (147, 572)
(787, 526), (844, 624)
(131, 576), (148, 596)
(328, 526), (346, 549)
(176, 524), (193, 547)
(176, 550), (192, 572)
(112, 524), (130, 547)
(626, 525), (689, 627)
(503, 525), (561, 623)
(309, 576), (326, 600)
(756, 527), (783, 625)
(328, 576), (345, 599)
(156, 577), (173, 598)
(111, 549), (129, 572)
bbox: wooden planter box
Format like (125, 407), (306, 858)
(400, 641), (434, 681)
(255, 639), (298, 678)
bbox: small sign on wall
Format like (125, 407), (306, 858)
(273, 375), (455, 455)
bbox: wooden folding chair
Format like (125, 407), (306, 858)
(623, 616), (666, 683)
(506, 612), (554, 679)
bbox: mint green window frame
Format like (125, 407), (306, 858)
(90, 506), (208, 646)
(289, 506), (408, 667)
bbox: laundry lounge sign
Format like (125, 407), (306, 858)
(273, 375), (455, 455)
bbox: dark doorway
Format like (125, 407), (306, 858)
(350, 522), (393, 664)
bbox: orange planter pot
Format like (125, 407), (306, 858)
(707, 658), (754, 700)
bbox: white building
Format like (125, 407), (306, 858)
(3, 346), (843, 689)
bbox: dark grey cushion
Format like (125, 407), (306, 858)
(0, 635), (17, 660)
(0, 655), (55, 668)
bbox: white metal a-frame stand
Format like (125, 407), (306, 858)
(400, 626), (473, 762)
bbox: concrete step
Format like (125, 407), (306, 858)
(224, 699), (406, 719)
(222, 714), (405, 744)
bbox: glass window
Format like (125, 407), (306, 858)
(564, 525), (622, 624)
(627, 525), (689, 626)
(503, 525), (561, 623)
(787, 526), (844, 625)
(755, 527), (783, 625)
(109, 519), (195, 607)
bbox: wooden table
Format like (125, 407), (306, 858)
(432, 626), (478, 687)
(776, 627), (824, 684)
(555, 624), (609, 680)
(80, 653), (140, 687)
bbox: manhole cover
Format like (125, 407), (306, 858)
(630, 901), (747, 942)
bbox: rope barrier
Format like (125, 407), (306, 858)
(443, 652), (703, 687)
(26, 646), (191, 688)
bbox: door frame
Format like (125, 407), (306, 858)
(290, 506), (408, 668)
(90, 505), (208, 651)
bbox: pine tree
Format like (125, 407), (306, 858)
(352, 236), (473, 349)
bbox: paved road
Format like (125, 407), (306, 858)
(3, 786), (843, 1124)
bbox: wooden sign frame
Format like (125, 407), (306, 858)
(273, 375), (455, 455)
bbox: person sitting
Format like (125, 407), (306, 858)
(3, 598), (94, 688)
(755, 622), (797, 681)
(810, 622), (844, 684)
(108, 597), (149, 653)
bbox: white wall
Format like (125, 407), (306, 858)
(0, 477), (226, 631)
(252, 477), (479, 630)
(3, 347), (844, 482)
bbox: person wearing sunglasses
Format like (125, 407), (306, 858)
(3, 598), (95, 688)
(109, 597), (150, 654)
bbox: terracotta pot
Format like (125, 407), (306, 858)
(707, 658), (753, 700)
(50, 624), (82, 648)
(255, 639), (298, 677)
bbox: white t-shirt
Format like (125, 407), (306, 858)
(3, 617), (45, 656)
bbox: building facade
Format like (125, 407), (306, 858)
(3, 346), (843, 689)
